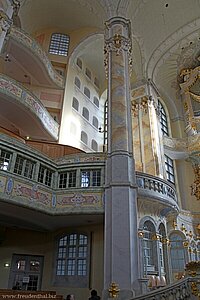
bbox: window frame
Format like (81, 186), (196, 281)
(54, 233), (90, 287)
(49, 33), (70, 56)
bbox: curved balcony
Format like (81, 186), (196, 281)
(0, 74), (59, 141)
(4, 26), (65, 88)
(0, 134), (179, 230)
(136, 172), (179, 215)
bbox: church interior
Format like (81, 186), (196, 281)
(0, 0), (200, 299)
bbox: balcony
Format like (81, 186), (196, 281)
(3, 26), (65, 89)
(0, 74), (59, 141)
(0, 134), (179, 230)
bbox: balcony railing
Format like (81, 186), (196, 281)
(0, 134), (179, 214)
(0, 74), (59, 140)
(8, 26), (65, 88)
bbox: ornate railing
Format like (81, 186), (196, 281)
(136, 172), (178, 205)
(8, 26), (65, 88)
(133, 278), (192, 300)
(0, 74), (59, 140)
(0, 134), (180, 214)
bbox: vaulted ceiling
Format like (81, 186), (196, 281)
(17, 0), (200, 118)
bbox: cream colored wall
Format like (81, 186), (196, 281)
(0, 224), (104, 300)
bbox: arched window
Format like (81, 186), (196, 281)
(81, 131), (88, 145)
(49, 33), (70, 56)
(56, 233), (88, 276)
(76, 58), (82, 69)
(82, 107), (89, 121)
(143, 221), (156, 274)
(165, 155), (175, 184)
(92, 116), (98, 129)
(158, 100), (169, 136)
(72, 97), (79, 111)
(91, 139), (98, 151)
(93, 96), (99, 108)
(74, 77), (81, 89)
(85, 68), (91, 80)
(84, 87), (90, 99)
(170, 233), (186, 274)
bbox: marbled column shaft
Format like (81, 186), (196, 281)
(103, 17), (139, 299)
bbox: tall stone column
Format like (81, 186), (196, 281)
(103, 17), (139, 299)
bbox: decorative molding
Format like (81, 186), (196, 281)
(0, 10), (12, 33)
(8, 26), (65, 88)
(0, 74), (59, 140)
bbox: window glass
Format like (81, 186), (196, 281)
(84, 87), (90, 99)
(56, 234), (88, 276)
(158, 100), (169, 136)
(91, 139), (98, 152)
(165, 155), (175, 184)
(76, 58), (82, 69)
(93, 96), (99, 108)
(92, 116), (98, 128)
(14, 156), (35, 179)
(81, 131), (88, 145)
(38, 165), (53, 187)
(82, 107), (89, 121)
(170, 234), (186, 271)
(49, 33), (69, 56)
(0, 150), (12, 171)
(72, 97), (79, 111)
(74, 77), (81, 89)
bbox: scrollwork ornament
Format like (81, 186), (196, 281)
(0, 11), (12, 33)
(104, 33), (132, 75)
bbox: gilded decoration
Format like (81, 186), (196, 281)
(191, 164), (200, 201)
(104, 33), (132, 78)
(131, 96), (149, 117)
(109, 282), (120, 298)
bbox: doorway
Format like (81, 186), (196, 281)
(8, 254), (44, 290)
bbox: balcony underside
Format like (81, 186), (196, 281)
(3, 27), (64, 89)
(0, 93), (58, 141)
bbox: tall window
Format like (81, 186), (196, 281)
(84, 87), (90, 99)
(143, 221), (156, 274)
(76, 58), (82, 69)
(0, 149), (12, 171)
(158, 100), (169, 136)
(74, 77), (81, 89)
(92, 116), (98, 129)
(49, 33), (70, 56)
(14, 156), (35, 179)
(72, 97), (79, 111)
(93, 96), (99, 108)
(82, 107), (89, 121)
(165, 155), (175, 184)
(91, 140), (98, 152)
(170, 233), (186, 273)
(56, 234), (88, 276)
(81, 131), (88, 145)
